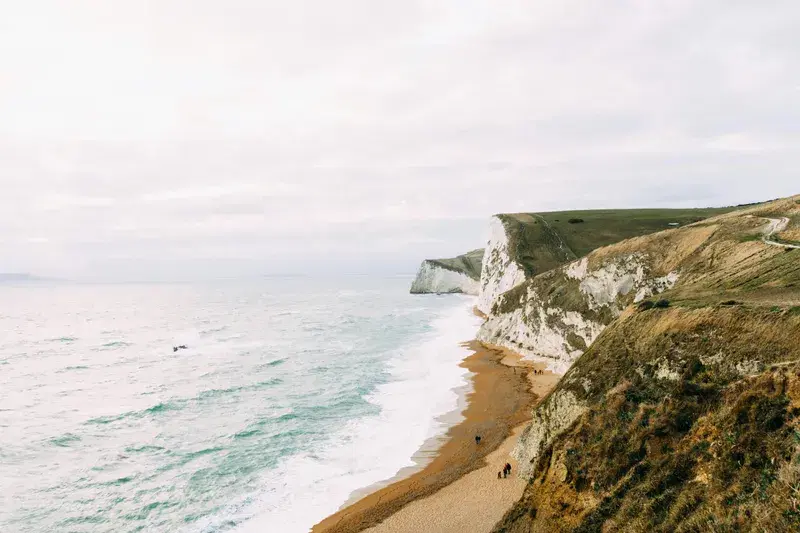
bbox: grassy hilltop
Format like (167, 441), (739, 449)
(425, 248), (485, 280)
(498, 207), (737, 278)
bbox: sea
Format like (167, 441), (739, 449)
(0, 277), (480, 533)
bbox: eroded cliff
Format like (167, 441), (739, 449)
(493, 195), (800, 532)
(410, 248), (484, 295)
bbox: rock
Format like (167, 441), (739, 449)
(410, 249), (483, 295)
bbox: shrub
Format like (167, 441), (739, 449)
(568, 218), (585, 224)
(654, 299), (670, 308)
(637, 301), (655, 311)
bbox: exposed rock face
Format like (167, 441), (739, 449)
(477, 216), (527, 313)
(512, 389), (586, 478)
(491, 195), (800, 532)
(477, 251), (681, 373)
(474, 208), (724, 323)
(410, 249), (483, 295)
(410, 261), (480, 295)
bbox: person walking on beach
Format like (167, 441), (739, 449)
(498, 471), (502, 479)
(505, 463), (512, 477)
(475, 435), (481, 445)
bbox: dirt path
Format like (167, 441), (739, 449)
(762, 217), (799, 249)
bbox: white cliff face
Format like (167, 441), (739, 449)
(410, 261), (480, 295)
(477, 253), (679, 372)
(478, 289), (603, 374)
(477, 216), (527, 314)
(566, 254), (679, 310)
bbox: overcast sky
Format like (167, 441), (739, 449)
(1, 1), (799, 280)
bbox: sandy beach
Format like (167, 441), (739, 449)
(312, 341), (560, 533)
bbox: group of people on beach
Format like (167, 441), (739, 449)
(532, 369), (545, 375)
(497, 463), (512, 479)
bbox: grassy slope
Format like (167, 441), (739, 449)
(427, 248), (484, 280)
(500, 207), (736, 277)
(492, 195), (800, 532)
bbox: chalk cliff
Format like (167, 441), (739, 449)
(410, 249), (484, 295)
(475, 208), (732, 368)
(494, 195), (800, 532)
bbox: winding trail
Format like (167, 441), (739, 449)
(762, 217), (799, 249)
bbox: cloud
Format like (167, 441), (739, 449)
(0, 1), (798, 280)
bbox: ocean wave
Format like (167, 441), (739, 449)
(233, 299), (479, 533)
(50, 433), (82, 447)
(98, 341), (132, 349)
(200, 325), (229, 336)
(87, 413), (130, 425)
(197, 378), (284, 400)
(47, 336), (78, 343)
(57, 365), (90, 373)
(86, 401), (182, 425)
(125, 445), (166, 454)
(88, 378), (284, 426)
(123, 500), (178, 521)
(233, 428), (262, 440)
(95, 475), (136, 487)
(144, 401), (182, 414)
(179, 446), (225, 462)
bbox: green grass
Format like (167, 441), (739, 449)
(425, 248), (484, 280)
(500, 207), (736, 275)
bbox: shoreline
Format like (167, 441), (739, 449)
(312, 341), (560, 533)
(339, 379), (472, 508)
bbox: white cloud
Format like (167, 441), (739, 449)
(0, 0), (798, 280)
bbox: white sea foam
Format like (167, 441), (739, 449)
(232, 297), (480, 533)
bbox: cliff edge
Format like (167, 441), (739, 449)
(410, 248), (484, 295)
(476, 207), (734, 317)
(492, 195), (800, 532)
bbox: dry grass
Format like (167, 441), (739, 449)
(491, 195), (800, 533)
(494, 306), (800, 532)
(777, 215), (800, 243)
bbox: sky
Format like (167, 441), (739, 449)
(1, 1), (799, 281)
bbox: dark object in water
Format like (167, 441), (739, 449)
(173, 345), (189, 352)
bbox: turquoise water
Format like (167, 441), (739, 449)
(0, 277), (478, 532)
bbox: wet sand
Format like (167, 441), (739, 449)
(312, 341), (560, 533)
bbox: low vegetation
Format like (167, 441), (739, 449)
(499, 207), (736, 277)
(494, 306), (800, 533)
(491, 195), (800, 532)
(426, 248), (485, 280)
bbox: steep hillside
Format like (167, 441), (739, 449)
(476, 208), (735, 314)
(492, 195), (800, 532)
(410, 248), (484, 295)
